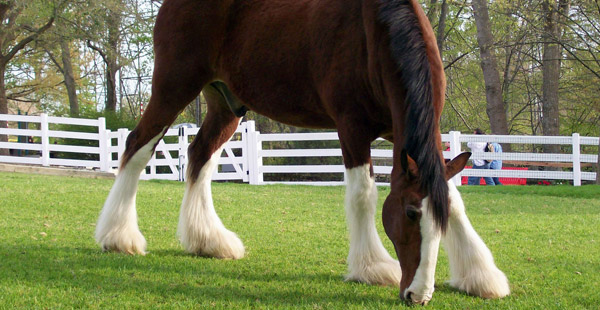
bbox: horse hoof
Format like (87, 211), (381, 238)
(403, 290), (431, 306)
(447, 267), (510, 299)
(345, 258), (402, 287)
(97, 229), (147, 255)
(181, 228), (245, 259)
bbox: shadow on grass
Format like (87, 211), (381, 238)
(0, 243), (403, 307)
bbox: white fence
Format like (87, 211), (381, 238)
(0, 113), (109, 171)
(1, 113), (598, 186)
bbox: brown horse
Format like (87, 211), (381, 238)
(95, 0), (509, 304)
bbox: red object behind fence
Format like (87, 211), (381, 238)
(461, 167), (528, 185)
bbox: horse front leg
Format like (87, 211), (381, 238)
(337, 122), (401, 286)
(442, 181), (510, 298)
(177, 86), (244, 259)
(344, 163), (403, 286)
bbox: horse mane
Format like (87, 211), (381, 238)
(378, 0), (449, 232)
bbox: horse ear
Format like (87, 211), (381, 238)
(445, 152), (471, 180)
(400, 149), (419, 178)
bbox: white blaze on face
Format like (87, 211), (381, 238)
(404, 196), (441, 305)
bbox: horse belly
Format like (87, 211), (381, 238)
(216, 1), (341, 129)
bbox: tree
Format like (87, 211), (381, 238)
(471, 0), (510, 137)
(43, 3), (84, 117)
(426, 0), (450, 56)
(79, 0), (156, 115)
(59, 39), (79, 116)
(541, 0), (570, 154)
(45, 36), (80, 117)
(85, 0), (124, 112)
(0, 1), (55, 155)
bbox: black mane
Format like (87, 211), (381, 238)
(378, 0), (449, 231)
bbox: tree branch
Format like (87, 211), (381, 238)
(444, 51), (471, 70)
(3, 15), (55, 63)
(44, 48), (64, 74)
(86, 40), (108, 65)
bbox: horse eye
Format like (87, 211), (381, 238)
(405, 206), (420, 221)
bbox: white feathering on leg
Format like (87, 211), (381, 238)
(344, 164), (401, 286)
(95, 133), (164, 255)
(177, 148), (244, 259)
(442, 181), (510, 298)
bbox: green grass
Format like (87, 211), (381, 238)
(0, 172), (599, 309)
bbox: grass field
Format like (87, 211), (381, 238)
(1, 172), (599, 309)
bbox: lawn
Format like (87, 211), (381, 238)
(0, 172), (599, 309)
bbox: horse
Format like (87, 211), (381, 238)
(94, 0), (509, 304)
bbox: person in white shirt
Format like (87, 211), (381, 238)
(467, 128), (494, 185)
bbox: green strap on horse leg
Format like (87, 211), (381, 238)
(210, 81), (249, 117)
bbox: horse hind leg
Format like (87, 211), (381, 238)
(442, 181), (510, 298)
(96, 89), (204, 254)
(96, 51), (211, 255)
(95, 129), (164, 255)
(177, 85), (244, 259)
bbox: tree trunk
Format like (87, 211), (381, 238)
(0, 65), (8, 156)
(104, 7), (121, 112)
(471, 0), (510, 138)
(105, 60), (118, 112)
(427, 0), (439, 22)
(426, 0), (448, 56)
(436, 0), (448, 56)
(60, 40), (79, 117)
(541, 0), (569, 155)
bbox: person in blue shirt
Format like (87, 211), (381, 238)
(489, 142), (503, 185)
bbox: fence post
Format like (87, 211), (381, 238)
(116, 128), (129, 169)
(246, 121), (263, 185)
(98, 117), (108, 172)
(178, 126), (188, 182)
(572, 133), (581, 186)
(449, 131), (462, 186)
(40, 113), (49, 167)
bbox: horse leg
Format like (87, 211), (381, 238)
(96, 28), (211, 254)
(177, 86), (244, 259)
(96, 89), (203, 254)
(95, 124), (164, 255)
(441, 181), (510, 298)
(338, 124), (402, 286)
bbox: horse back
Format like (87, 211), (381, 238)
(152, 0), (442, 136)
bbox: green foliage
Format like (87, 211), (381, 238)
(435, 0), (600, 135)
(1, 172), (599, 309)
(47, 106), (137, 160)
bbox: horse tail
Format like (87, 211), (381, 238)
(378, 0), (449, 232)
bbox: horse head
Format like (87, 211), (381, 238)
(383, 151), (471, 304)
